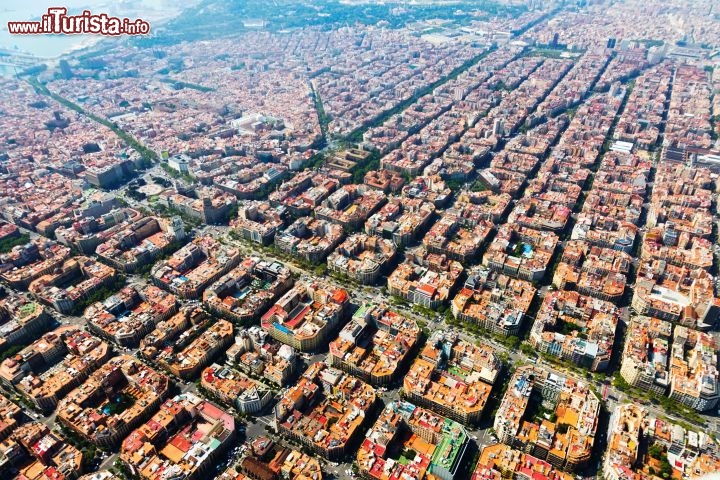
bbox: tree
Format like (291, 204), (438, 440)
(648, 444), (664, 460)
(0, 344), (26, 361)
(520, 343), (535, 356)
(402, 448), (417, 460)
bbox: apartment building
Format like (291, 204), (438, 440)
(472, 443), (573, 480)
(329, 303), (420, 386)
(84, 284), (178, 347)
(57, 355), (170, 449)
(327, 234), (396, 285)
(530, 290), (619, 372)
(140, 305), (210, 362)
(95, 216), (186, 273)
(8, 421), (82, 480)
(387, 247), (463, 309)
(494, 366), (599, 472)
(151, 236), (241, 299)
(201, 363), (273, 414)
(482, 224), (558, 282)
(0, 294), (52, 351)
(220, 437), (322, 480)
(0, 239), (70, 290)
(620, 316), (673, 395)
(552, 240), (631, 303)
(274, 363), (376, 461)
(452, 267), (536, 337)
(121, 392), (236, 480)
(357, 401), (469, 480)
(668, 326), (720, 412)
(261, 282), (349, 352)
(403, 331), (501, 425)
(604, 403), (720, 480)
(28, 256), (117, 314)
(422, 212), (493, 264)
(157, 320), (234, 380)
(315, 184), (386, 231)
(632, 261), (719, 330)
(226, 326), (297, 387)
(203, 257), (293, 325)
(275, 217), (344, 264)
(231, 201), (287, 246)
(365, 197), (436, 248)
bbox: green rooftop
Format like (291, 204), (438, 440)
(17, 302), (39, 319)
(353, 304), (371, 320)
(430, 419), (467, 470)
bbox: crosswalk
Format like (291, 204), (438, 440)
(257, 416), (273, 425)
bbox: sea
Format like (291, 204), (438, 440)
(0, 0), (188, 74)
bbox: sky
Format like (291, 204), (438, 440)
(0, 0), (184, 58)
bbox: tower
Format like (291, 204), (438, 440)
(166, 216), (186, 242)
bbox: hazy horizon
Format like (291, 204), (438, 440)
(0, 0), (191, 57)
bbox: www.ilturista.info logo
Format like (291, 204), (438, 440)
(8, 7), (150, 35)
